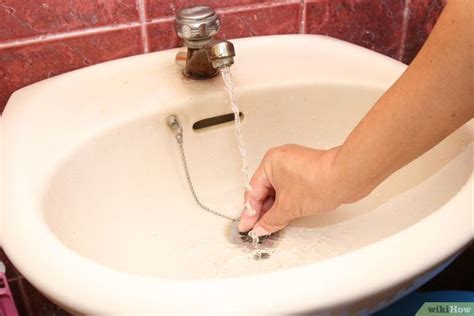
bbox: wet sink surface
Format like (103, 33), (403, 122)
(43, 83), (472, 279)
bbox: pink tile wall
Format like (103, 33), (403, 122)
(0, 0), (139, 41)
(0, 0), (446, 112)
(305, 1), (405, 59)
(403, 0), (447, 64)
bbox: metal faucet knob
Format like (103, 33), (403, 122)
(175, 6), (220, 41)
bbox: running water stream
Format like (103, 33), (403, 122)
(221, 68), (258, 219)
(220, 67), (252, 194)
(221, 67), (272, 259)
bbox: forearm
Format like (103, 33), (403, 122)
(334, 0), (473, 200)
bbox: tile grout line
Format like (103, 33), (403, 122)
(145, 2), (300, 26)
(216, 0), (301, 14)
(7, 275), (23, 283)
(398, 0), (411, 62)
(299, 0), (307, 34)
(145, 16), (174, 25)
(136, 0), (149, 53)
(0, 22), (141, 50)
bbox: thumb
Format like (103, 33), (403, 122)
(250, 201), (289, 237)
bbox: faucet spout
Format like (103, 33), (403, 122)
(208, 40), (236, 69)
(174, 6), (236, 79)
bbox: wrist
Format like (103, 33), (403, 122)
(330, 144), (380, 204)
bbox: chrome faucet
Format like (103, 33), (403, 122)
(175, 6), (235, 79)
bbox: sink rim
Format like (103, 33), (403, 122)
(1, 34), (472, 314)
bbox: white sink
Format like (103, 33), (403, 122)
(0, 35), (472, 315)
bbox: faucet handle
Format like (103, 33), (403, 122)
(175, 6), (220, 42)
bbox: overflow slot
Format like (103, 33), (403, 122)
(192, 112), (244, 131)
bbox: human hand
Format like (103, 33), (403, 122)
(239, 144), (364, 236)
(239, 1), (474, 238)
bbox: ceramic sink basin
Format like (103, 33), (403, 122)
(0, 35), (472, 315)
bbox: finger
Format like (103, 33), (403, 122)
(238, 200), (260, 233)
(261, 195), (275, 214)
(239, 194), (275, 233)
(239, 158), (274, 232)
(250, 200), (289, 237)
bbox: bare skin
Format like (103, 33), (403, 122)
(239, 0), (473, 237)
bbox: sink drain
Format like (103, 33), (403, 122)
(226, 221), (281, 259)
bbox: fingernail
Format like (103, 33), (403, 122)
(238, 221), (249, 233)
(244, 201), (256, 217)
(238, 218), (253, 233)
(250, 226), (270, 237)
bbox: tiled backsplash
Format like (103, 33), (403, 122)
(0, 0), (447, 113)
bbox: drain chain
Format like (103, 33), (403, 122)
(167, 115), (239, 222)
